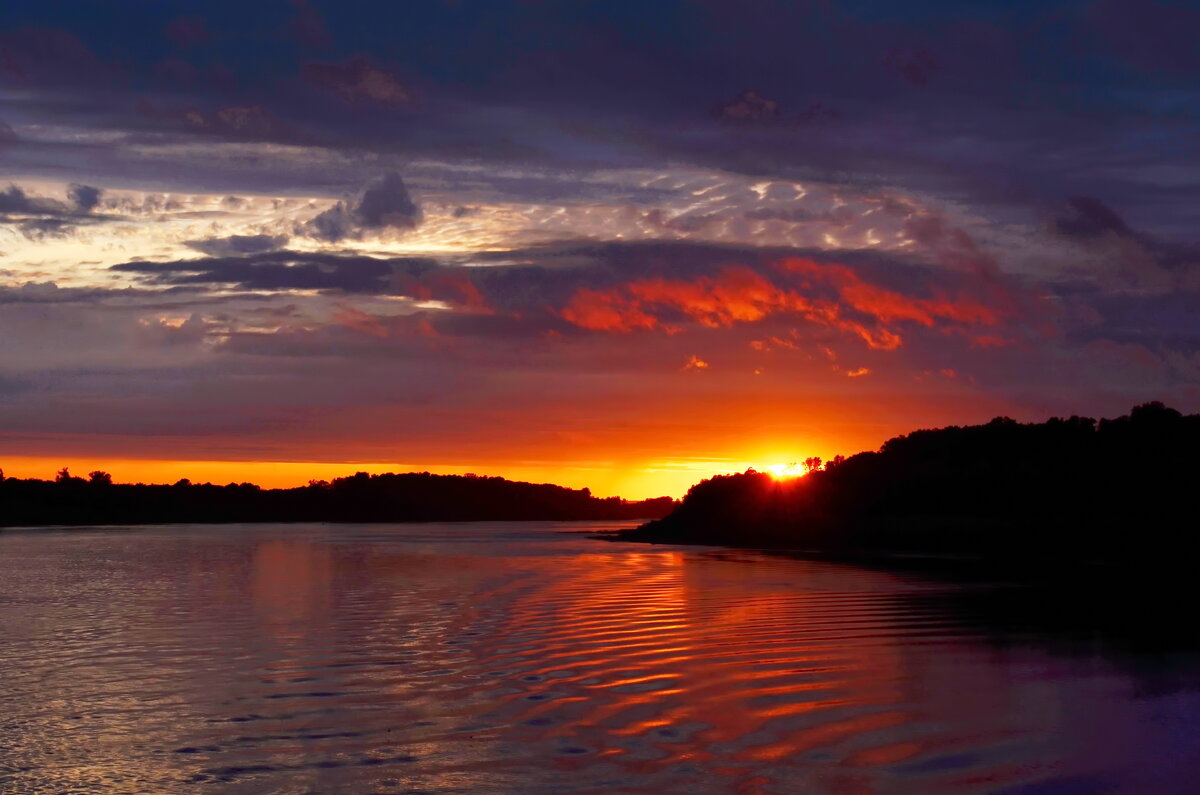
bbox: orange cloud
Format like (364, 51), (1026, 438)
(558, 258), (1009, 350)
(332, 305), (391, 339)
(777, 258), (1004, 327)
(332, 306), (439, 339)
(392, 270), (490, 312)
(558, 287), (659, 332)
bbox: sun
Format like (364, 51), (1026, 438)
(765, 462), (804, 479)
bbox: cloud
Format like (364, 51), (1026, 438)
(109, 241), (1017, 352)
(4, 1), (1200, 475)
(0, 27), (109, 85)
(0, 120), (15, 143)
(713, 90), (780, 122)
(185, 234), (289, 257)
(0, 233), (1188, 471)
(305, 204), (355, 243)
(1042, 195), (1200, 293)
(110, 252), (490, 316)
(0, 181), (109, 238)
(15, 218), (75, 238)
(303, 172), (422, 242)
(356, 172), (421, 227)
(1049, 196), (1134, 240)
(0, 185), (49, 215)
(135, 101), (292, 141)
(113, 251), (399, 294)
(302, 56), (411, 106)
(67, 183), (102, 213)
(557, 256), (1010, 351)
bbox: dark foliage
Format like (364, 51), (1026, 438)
(0, 470), (676, 527)
(621, 403), (1200, 570)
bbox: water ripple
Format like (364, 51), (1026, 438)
(1, 523), (1197, 793)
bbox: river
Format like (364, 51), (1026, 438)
(1, 522), (1197, 793)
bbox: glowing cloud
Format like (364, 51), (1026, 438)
(558, 258), (1010, 351)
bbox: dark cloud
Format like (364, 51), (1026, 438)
(302, 56), (411, 107)
(306, 203), (355, 243)
(67, 183), (102, 213)
(135, 101), (293, 141)
(355, 172), (421, 228)
(112, 251), (434, 295)
(0, 281), (65, 303)
(0, 182), (111, 238)
(1050, 196), (1134, 240)
(0, 185), (50, 215)
(18, 217), (76, 239)
(0, 120), (15, 143)
(0, 1), (1194, 245)
(185, 234), (290, 257)
(0, 26), (109, 85)
(1043, 195), (1200, 294)
(304, 172), (422, 242)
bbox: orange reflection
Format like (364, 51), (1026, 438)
(251, 539), (333, 646)
(459, 548), (926, 786)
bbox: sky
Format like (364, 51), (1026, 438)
(2, 0), (1199, 498)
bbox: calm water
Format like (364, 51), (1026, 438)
(2, 522), (1198, 794)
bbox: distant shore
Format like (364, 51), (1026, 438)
(0, 470), (676, 527)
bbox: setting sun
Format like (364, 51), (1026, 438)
(766, 462), (805, 479)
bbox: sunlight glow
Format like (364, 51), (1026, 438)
(766, 462), (805, 479)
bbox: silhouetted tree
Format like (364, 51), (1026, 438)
(622, 403), (1200, 573)
(87, 470), (113, 486)
(803, 457), (822, 473)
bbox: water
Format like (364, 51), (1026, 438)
(1, 522), (1198, 794)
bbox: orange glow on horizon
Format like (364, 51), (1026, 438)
(0, 457), (734, 501)
(0, 451), (836, 501)
(0, 394), (1022, 501)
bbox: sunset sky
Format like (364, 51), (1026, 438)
(2, 0), (1199, 497)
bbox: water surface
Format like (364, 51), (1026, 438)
(2, 522), (1197, 793)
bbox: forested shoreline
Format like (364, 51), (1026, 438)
(620, 403), (1200, 572)
(0, 470), (676, 527)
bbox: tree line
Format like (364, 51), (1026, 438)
(0, 470), (677, 527)
(621, 402), (1200, 571)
